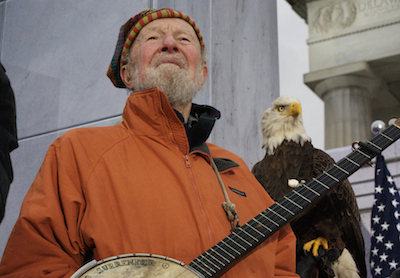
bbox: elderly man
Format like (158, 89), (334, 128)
(0, 9), (299, 277)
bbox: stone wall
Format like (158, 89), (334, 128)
(0, 0), (279, 257)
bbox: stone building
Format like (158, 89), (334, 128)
(288, 0), (400, 149)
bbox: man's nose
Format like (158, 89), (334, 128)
(161, 35), (178, 53)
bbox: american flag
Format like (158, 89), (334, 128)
(370, 155), (400, 278)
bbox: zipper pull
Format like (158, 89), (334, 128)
(184, 155), (191, 168)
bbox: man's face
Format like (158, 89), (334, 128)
(121, 18), (208, 108)
(129, 18), (206, 84)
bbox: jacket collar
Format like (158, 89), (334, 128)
(121, 88), (220, 154)
(176, 103), (221, 151)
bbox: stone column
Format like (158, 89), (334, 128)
(315, 75), (379, 149)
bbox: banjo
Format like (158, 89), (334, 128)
(71, 119), (400, 278)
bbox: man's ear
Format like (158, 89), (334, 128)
(120, 65), (134, 90)
(200, 64), (208, 89)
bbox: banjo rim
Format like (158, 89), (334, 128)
(70, 253), (204, 278)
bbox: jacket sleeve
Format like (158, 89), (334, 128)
(274, 223), (300, 277)
(0, 62), (18, 223)
(0, 140), (86, 277)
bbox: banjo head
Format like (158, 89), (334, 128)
(70, 253), (204, 278)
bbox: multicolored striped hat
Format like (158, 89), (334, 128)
(107, 8), (205, 88)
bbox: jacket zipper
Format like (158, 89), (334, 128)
(183, 154), (215, 246)
(184, 155), (191, 168)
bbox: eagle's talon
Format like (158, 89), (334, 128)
(303, 237), (329, 257)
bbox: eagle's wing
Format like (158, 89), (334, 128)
(252, 141), (314, 201)
(252, 154), (288, 201)
(312, 149), (367, 278)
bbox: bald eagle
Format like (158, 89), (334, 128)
(252, 95), (366, 278)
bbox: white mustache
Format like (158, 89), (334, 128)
(150, 54), (187, 69)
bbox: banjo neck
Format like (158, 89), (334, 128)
(188, 119), (400, 278)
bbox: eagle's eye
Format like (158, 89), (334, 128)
(277, 106), (285, 112)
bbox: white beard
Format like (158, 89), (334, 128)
(130, 55), (204, 107)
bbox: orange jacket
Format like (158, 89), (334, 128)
(0, 88), (298, 278)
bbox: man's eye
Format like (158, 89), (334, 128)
(180, 37), (189, 41)
(278, 106), (285, 112)
(147, 36), (156, 40)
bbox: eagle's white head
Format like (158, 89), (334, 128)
(261, 95), (311, 155)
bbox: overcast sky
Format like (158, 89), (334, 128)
(277, 1), (325, 150)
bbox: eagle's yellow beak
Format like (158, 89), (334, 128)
(281, 102), (302, 116)
(289, 102), (302, 116)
